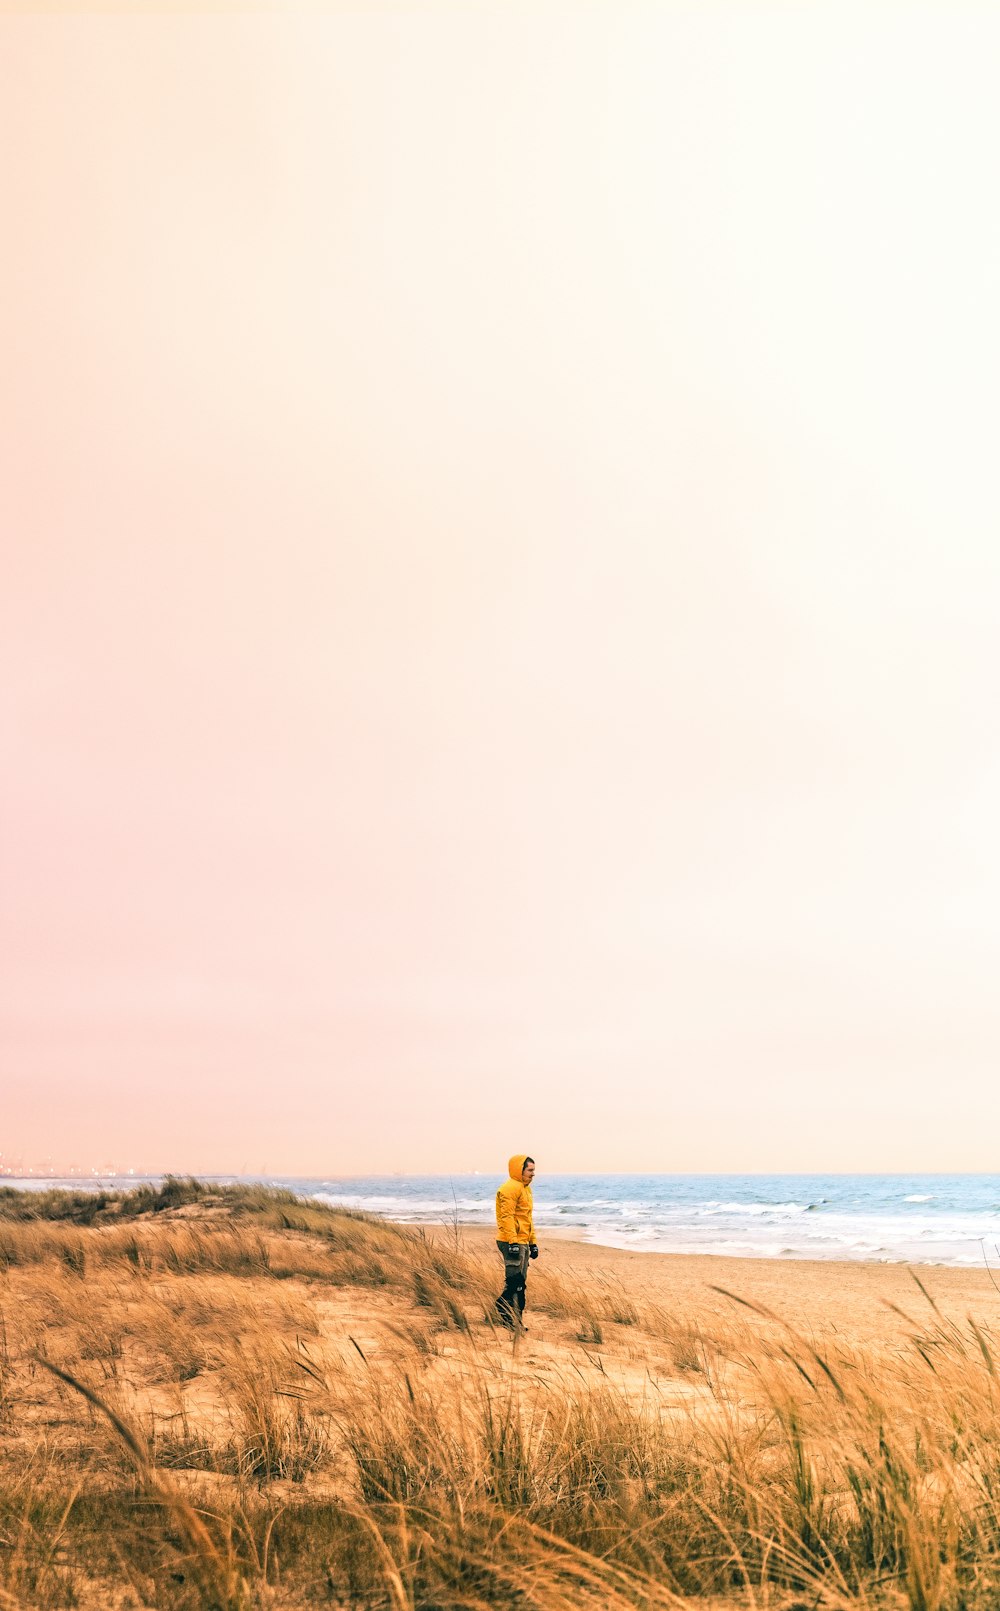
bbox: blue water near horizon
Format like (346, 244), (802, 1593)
(8, 1172), (1000, 1267)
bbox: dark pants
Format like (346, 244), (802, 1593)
(496, 1240), (529, 1326)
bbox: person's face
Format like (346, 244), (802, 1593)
(522, 1160), (535, 1185)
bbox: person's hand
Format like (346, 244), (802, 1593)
(529, 1243), (539, 1260)
(505, 1242), (521, 1257)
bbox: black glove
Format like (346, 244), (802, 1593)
(529, 1243), (539, 1260)
(504, 1241), (521, 1257)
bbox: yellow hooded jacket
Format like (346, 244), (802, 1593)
(496, 1154), (535, 1245)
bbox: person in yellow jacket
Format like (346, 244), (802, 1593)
(495, 1154), (537, 1329)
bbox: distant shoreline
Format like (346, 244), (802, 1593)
(4, 1174), (998, 1270)
(423, 1218), (999, 1271)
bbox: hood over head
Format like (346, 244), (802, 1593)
(508, 1154), (532, 1182)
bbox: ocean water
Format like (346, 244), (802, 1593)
(9, 1173), (1000, 1266)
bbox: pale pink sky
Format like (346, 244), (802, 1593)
(3, 3), (1000, 1175)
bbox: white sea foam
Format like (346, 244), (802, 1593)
(312, 1191), (491, 1217)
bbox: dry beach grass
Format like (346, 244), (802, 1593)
(2, 1179), (1000, 1608)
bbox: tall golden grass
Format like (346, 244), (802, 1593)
(0, 1181), (999, 1608)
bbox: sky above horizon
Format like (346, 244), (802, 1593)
(3, 3), (1000, 1176)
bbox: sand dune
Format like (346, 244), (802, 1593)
(3, 1180), (1000, 1608)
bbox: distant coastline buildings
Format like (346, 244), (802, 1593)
(0, 1152), (141, 1180)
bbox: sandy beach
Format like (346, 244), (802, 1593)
(454, 1221), (1000, 1348)
(5, 1181), (1000, 1608)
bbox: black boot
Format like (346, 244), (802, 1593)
(496, 1291), (519, 1328)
